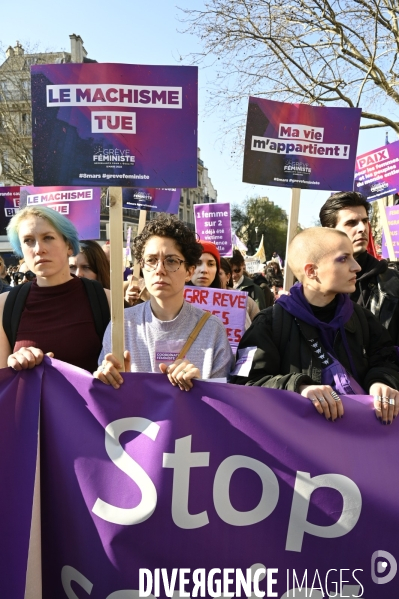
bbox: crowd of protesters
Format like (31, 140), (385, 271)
(1, 191), (399, 424)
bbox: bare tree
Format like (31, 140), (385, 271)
(181, 0), (399, 135)
(0, 39), (81, 186)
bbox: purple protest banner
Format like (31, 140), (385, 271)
(0, 366), (41, 599)
(31, 63), (198, 188)
(19, 185), (101, 239)
(355, 140), (399, 201)
(194, 202), (233, 256)
(4, 359), (391, 598)
(122, 187), (180, 214)
(381, 205), (399, 259)
(184, 285), (247, 354)
(0, 186), (20, 236)
(243, 97), (361, 191)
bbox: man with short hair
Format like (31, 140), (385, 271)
(232, 227), (399, 424)
(319, 191), (399, 344)
(229, 250), (267, 310)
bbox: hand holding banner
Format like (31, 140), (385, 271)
(0, 360), (398, 598)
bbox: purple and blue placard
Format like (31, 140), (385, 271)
(31, 63), (198, 188)
(19, 185), (101, 239)
(242, 97), (361, 191)
(355, 140), (399, 201)
(0, 186), (20, 236)
(381, 205), (399, 259)
(2, 359), (399, 598)
(194, 202), (232, 256)
(122, 187), (180, 213)
(184, 285), (247, 353)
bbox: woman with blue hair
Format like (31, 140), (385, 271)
(0, 206), (110, 372)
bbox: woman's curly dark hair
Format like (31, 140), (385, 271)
(133, 214), (203, 267)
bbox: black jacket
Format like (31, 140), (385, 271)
(251, 274), (275, 308)
(353, 251), (399, 344)
(237, 275), (267, 310)
(232, 302), (399, 393)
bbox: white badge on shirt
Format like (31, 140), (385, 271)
(154, 339), (186, 368)
(230, 346), (257, 377)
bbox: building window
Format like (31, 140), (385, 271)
(22, 80), (31, 93)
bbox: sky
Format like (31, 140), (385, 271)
(0, 0), (389, 227)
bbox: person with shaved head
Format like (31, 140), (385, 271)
(232, 227), (399, 425)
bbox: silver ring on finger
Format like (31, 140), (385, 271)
(309, 397), (318, 404)
(317, 396), (325, 403)
(331, 391), (341, 402)
(381, 398), (389, 405)
(376, 395), (382, 402)
(389, 398), (396, 406)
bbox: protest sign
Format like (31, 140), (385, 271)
(243, 97), (361, 191)
(20, 185), (101, 239)
(184, 285), (247, 353)
(355, 140), (399, 201)
(194, 202), (232, 256)
(122, 187), (180, 214)
(31, 63), (198, 188)
(0, 186), (20, 236)
(1, 359), (398, 598)
(381, 205), (399, 259)
(244, 257), (263, 274)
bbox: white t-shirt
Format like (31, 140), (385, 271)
(100, 300), (233, 379)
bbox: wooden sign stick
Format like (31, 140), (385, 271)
(133, 210), (147, 279)
(283, 187), (301, 291)
(109, 187), (125, 369)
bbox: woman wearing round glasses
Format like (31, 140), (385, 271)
(95, 215), (232, 391)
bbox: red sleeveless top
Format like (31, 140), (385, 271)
(14, 276), (102, 372)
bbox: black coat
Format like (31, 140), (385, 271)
(237, 275), (267, 310)
(353, 251), (399, 344)
(231, 301), (399, 393)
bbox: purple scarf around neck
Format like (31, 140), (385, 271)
(277, 283), (357, 376)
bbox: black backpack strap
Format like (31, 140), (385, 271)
(352, 303), (370, 350)
(271, 303), (291, 353)
(3, 282), (32, 349)
(293, 317), (333, 368)
(80, 277), (110, 340)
